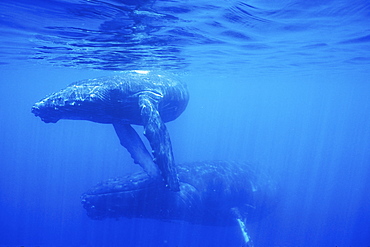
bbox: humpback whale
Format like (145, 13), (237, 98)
(32, 70), (189, 191)
(81, 161), (278, 246)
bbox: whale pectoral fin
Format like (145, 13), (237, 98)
(113, 123), (160, 178)
(232, 207), (254, 247)
(138, 92), (180, 192)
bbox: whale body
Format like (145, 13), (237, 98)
(32, 70), (189, 191)
(81, 161), (277, 225)
(81, 160), (277, 246)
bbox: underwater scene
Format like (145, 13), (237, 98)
(0, 0), (369, 246)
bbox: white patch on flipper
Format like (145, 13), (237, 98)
(236, 218), (251, 244)
(232, 207), (254, 247)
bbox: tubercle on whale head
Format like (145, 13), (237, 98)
(31, 98), (63, 123)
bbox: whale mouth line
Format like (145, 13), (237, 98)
(84, 187), (151, 197)
(82, 176), (166, 197)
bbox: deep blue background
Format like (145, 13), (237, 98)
(1, 0), (370, 246)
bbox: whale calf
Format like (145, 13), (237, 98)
(32, 70), (189, 191)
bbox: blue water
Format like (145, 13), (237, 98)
(0, 0), (369, 246)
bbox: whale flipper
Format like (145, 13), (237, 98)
(139, 91), (180, 191)
(232, 207), (254, 247)
(113, 123), (160, 178)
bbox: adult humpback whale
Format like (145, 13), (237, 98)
(81, 161), (278, 246)
(32, 70), (189, 191)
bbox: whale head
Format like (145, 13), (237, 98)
(31, 84), (115, 124)
(80, 172), (179, 220)
(32, 95), (64, 123)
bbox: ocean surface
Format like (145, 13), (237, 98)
(0, 0), (369, 246)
